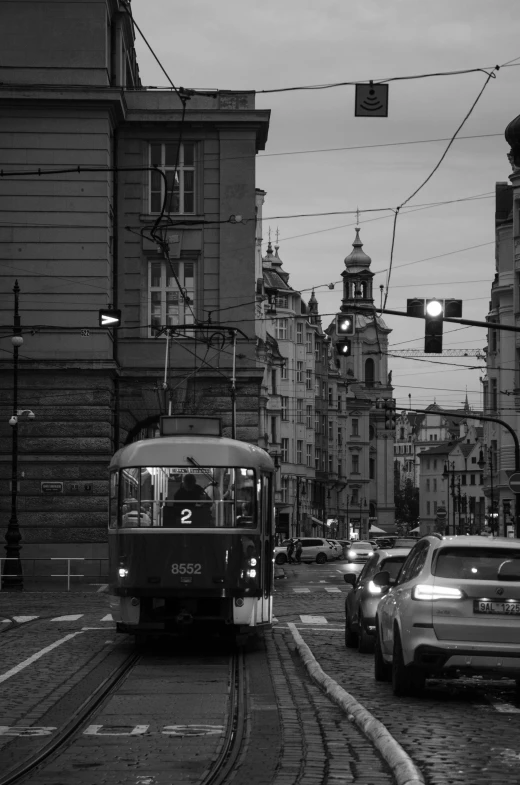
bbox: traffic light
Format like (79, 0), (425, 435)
(336, 340), (352, 356)
(336, 313), (355, 336)
(384, 399), (396, 430)
(99, 308), (122, 328)
(424, 299), (443, 353)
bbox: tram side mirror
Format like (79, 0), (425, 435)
(497, 560), (520, 581)
(343, 572), (357, 586)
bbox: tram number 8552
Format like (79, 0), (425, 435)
(171, 563), (202, 575)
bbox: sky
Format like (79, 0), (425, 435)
(130, 0), (520, 413)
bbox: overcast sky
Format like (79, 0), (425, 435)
(131, 0), (520, 413)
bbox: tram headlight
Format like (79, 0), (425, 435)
(118, 567), (129, 578)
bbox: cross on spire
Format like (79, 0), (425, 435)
(356, 207), (360, 226)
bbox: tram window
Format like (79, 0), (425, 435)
(127, 466), (259, 528)
(109, 471), (118, 529)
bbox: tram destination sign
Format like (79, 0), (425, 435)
(41, 482), (63, 494)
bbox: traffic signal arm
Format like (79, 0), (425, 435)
(372, 307), (520, 334)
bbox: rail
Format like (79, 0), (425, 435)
(0, 557), (108, 592)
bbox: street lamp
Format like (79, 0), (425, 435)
(442, 461), (456, 536)
(3, 281), (30, 592)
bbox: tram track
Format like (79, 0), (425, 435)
(1, 641), (249, 785)
(0, 649), (140, 785)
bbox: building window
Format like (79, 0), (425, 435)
(321, 414), (327, 434)
(306, 405), (313, 428)
(491, 378), (498, 411)
(352, 418), (359, 437)
(315, 448), (320, 470)
(338, 426), (342, 446)
(306, 331), (313, 353)
(296, 440), (303, 464)
(297, 399), (304, 424)
(461, 475), (467, 486)
(400, 427), (405, 439)
(328, 387), (333, 406)
(365, 358), (375, 388)
(315, 338), (320, 361)
(297, 323), (303, 344)
(470, 474), (475, 485)
(338, 395), (342, 412)
(369, 457), (375, 479)
(297, 362), (303, 383)
(352, 488), (359, 504)
(306, 369), (313, 390)
(271, 369), (277, 394)
(426, 479), (430, 492)
(321, 452), (326, 471)
(275, 319), (288, 340)
(276, 294), (288, 308)
(281, 359), (288, 380)
(281, 438), (289, 463)
(434, 500), (438, 514)
(279, 476), (288, 503)
(433, 478), (437, 492)
(338, 459), (343, 477)
(281, 397), (288, 420)
(315, 414), (320, 433)
(271, 417), (276, 445)
(306, 443), (312, 467)
(150, 260), (195, 334)
(352, 454), (359, 473)
(150, 142), (195, 214)
(426, 501), (430, 515)
(328, 455), (333, 474)
(322, 381), (327, 399)
(315, 378), (320, 396)
(328, 420), (333, 440)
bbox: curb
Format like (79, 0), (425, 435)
(287, 623), (425, 785)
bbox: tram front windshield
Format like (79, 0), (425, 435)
(116, 467), (257, 528)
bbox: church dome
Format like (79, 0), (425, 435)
(344, 227), (371, 270)
(505, 113), (520, 168)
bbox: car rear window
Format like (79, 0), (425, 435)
(434, 547), (520, 581)
(353, 541), (372, 549)
(380, 556), (407, 581)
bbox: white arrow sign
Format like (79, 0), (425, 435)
(101, 314), (119, 326)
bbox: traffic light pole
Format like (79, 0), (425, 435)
(409, 407), (520, 538)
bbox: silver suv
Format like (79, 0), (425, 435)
(374, 534), (520, 697)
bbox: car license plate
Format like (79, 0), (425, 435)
(474, 600), (520, 615)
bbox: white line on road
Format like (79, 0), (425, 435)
(100, 614), (113, 621)
(0, 632), (84, 684)
(12, 616), (39, 623)
(325, 588), (341, 593)
(300, 615), (328, 624)
(51, 614), (84, 622)
(293, 588), (310, 593)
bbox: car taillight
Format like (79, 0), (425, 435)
(367, 580), (382, 595)
(412, 585), (464, 601)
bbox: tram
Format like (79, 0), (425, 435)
(108, 416), (276, 642)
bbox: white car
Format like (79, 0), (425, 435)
(327, 540), (344, 559)
(274, 538), (337, 565)
(374, 534), (520, 697)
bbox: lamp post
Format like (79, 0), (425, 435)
(3, 281), (25, 591)
(442, 461), (456, 535)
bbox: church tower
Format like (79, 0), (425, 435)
(331, 227), (396, 535)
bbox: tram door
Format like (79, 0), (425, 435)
(258, 472), (274, 624)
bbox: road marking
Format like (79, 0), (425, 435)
(325, 588), (341, 593)
(273, 625), (343, 632)
(490, 700), (520, 714)
(0, 632), (84, 684)
(84, 725), (149, 736)
(319, 580), (326, 583)
(0, 726), (56, 736)
(96, 584), (109, 593)
(100, 614), (113, 621)
(300, 615), (328, 624)
(293, 588), (310, 593)
(13, 616), (39, 623)
(51, 614), (84, 622)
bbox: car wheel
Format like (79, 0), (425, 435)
(357, 612), (374, 654)
(316, 552), (327, 564)
(392, 629), (425, 697)
(374, 623), (391, 682)
(345, 617), (358, 648)
(275, 554), (287, 565)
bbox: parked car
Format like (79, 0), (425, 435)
(345, 541), (374, 564)
(373, 534), (520, 697)
(389, 537), (419, 549)
(344, 548), (411, 652)
(274, 537), (337, 565)
(327, 539), (343, 559)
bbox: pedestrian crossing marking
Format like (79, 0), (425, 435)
(300, 615), (328, 624)
(100, 614), (113, 621)
(325, 588), (341, 593)
(51, 614), (84, 622)
(293, 588), (310, 593)
(13, 616), (39, 623)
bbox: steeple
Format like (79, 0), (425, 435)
(344, 227), (372, 270)
(341, 227), (374, 307)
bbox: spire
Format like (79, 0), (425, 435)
(344, 226), (372, 270)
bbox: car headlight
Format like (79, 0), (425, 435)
(367, 580), (382, 595)
(412, 584), (464, 601)
(347, 550), (356, 559)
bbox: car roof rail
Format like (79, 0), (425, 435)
(430, 531), (443, 540)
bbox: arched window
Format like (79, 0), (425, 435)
(365, 358), (375, 388)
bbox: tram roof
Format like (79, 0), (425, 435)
(110, 436), (275, 472)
